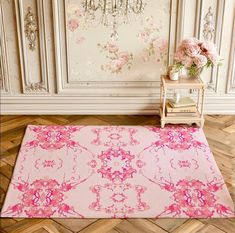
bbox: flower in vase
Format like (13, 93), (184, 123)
(207, 52), (220, 65)
(181, 56), (194, 68)
(174, 37), (221, 77)
(193, 55), (207, 68)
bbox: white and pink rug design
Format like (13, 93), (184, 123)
(1, 125), (234, 218)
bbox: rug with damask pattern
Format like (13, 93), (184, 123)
(1, 125), (234, 218)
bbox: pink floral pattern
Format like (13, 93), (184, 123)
(2, 178), (83, 218)
(175, 38), (220, 66)
(67, 4), (86, 45)
(156, 178), (234, 218)
(138, 16), (168, 67)
(91, 126), (139, 146)
(170, 158), (199, 171)
(27, 126), (80, 150)
(97, 42), (133, 74)
(147, 126), (207, 151)
(174, 37), (221, 76)
(34, 158), (63, 171)
(68, 18), (80, 32)
(1, 125), (234, 218)
(67, 6), (83, 32)
(98, 148), (136, 182)
(89, 183), (149, 218)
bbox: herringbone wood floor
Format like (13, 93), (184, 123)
(0, 115), (234, 233)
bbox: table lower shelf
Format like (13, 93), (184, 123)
(159, 108), (204, 128)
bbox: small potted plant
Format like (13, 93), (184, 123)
(174, 37), (221, 78)
(168, 63), (183, 81)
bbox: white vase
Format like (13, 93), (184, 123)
(169, 71), (179, 81)
(180, 67), (187, 77)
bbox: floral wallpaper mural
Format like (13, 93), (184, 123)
(97, 43), (133, 74)
(66, 0), (170, 81)
(138, 16), (168, 68)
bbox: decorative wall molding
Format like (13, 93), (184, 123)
(0, 2), (10, 94)
(203, 7), (215, 41)
(201, 0), (225, 93)
(194, 0), (203, 38)
(167, 0), (178, 65)
(194, 0), (225, 93)
(24, 82), (47, 92)
(53, 0), (178, 95)
(1, 0), (235, 115)
(226, 10), (235, 94)
(24, 7), (38, 51)
(175, 0), (186, 46)
(15, 0), (50, 94)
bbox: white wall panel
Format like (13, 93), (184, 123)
(1, 0), (235, 114)
(0, 2), (10, 94)
(14, 0), (50, 93)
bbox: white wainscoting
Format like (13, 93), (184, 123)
(1, 0), (235, 115)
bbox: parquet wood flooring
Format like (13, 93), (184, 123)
(0, 115), (234, 233)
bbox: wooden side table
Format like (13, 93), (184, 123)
(160, 75), (206, 128)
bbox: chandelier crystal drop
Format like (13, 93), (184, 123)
(82, 0), (146, 40)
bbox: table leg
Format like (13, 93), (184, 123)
(161, 88), (166, 128)
(160, 83), (162, 106)
(197, 89), (200, 112)
(201, 119), (205, 128)
(200, 87), (205, 128)
(162, 90), (166, 117)
(201, 87), (205, 117)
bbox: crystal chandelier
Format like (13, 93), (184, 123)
(82, 0), (146, 40)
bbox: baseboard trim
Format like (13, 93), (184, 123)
(1, 96), (235, 115)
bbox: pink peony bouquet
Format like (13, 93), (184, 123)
(174, 38), (221, 77)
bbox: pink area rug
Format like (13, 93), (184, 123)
(1, 125), (234, 218)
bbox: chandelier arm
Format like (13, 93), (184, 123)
(82, 0), (146, 40)
(103, 0), (106, 14)
(83, 0), (88, 12)
(124, 0), (128, 15)
(88, 0), (99, 11)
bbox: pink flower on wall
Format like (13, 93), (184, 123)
(138, 16), (168, 67)
(2, 178), (84, 218)
(153, 38), (168, 64)
(97, 42), (133, 74)
(67, 6), (82, 32)
(68, 18), (80, 32)
(76, 36), (85, 44)
(67, 4), (85, 44)
(89, 183), (149, 218)
(27, 126), (80, 151)
(97, 148), (136, 182)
